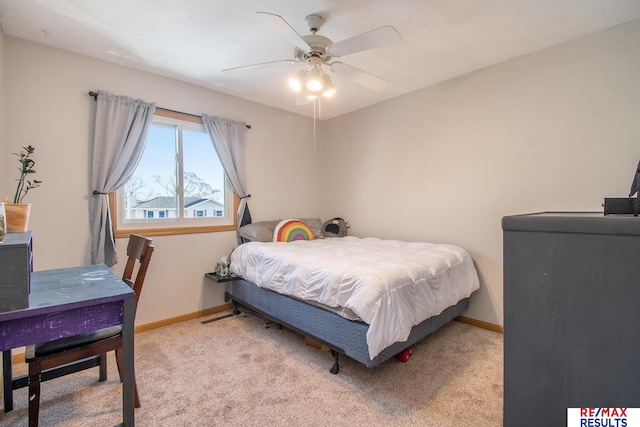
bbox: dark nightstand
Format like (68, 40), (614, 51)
(204, 272), (238, 283)
(202, 272), (238, 324)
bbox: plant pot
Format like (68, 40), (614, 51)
(5, 203), (31, 233)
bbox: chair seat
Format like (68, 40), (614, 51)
(31, 326), (122, 357)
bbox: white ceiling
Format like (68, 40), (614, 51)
(1, 0), (640, 120)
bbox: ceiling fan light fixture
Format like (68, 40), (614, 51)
(305, 85), (320, 100)
(322, 74), (336, 97)
(288, 69), (306, 92)
(306, 66), (323, 91)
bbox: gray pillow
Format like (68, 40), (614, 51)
(298, 218), (323, 238)
(238, 220), (282, 242)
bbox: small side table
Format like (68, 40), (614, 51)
(202, 272), (238, 323)
(204, 272), (238, 283)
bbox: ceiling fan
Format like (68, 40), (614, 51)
(222, 12), (402, 103)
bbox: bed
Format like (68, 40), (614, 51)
(225, 218), (480, 373)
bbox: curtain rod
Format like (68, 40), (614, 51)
(88, 91), (251, 129)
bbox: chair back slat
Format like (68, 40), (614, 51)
(122, 234), (154, 309)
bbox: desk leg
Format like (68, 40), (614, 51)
(2, 350), (13, 413)
(121, 298), (135, 426)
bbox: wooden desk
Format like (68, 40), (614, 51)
(0, 264), (136, 426)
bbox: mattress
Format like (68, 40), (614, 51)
(230, 236), (480, 359)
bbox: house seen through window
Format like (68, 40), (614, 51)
(111, 110), (237, 237)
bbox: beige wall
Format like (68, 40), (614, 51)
(319, 19), (640, 325)
(2, 37), (322, 326)
(3, 19), (640, 329)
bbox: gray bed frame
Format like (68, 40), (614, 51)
(225, 277), (469, 373)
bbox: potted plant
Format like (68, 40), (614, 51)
(3, 145), (42, 232)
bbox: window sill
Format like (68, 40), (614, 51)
(114, 224), (237, 238)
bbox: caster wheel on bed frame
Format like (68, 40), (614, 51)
(398, 346), (414, 363)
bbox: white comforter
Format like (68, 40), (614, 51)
(230, 236), (480, 359)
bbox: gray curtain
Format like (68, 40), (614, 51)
(201, 113), (250, 242)
(90, 90), (156, 266)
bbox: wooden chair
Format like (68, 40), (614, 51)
(24, 234), (154, 427)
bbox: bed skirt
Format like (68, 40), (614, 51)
(225, 278), (469, 369)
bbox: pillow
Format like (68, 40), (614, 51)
(273, 219), (315, 242)
(298, 218), (323, 238)
(238, 220), (282, 242)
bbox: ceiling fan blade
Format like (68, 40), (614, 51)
(257, 12), (310, 52)
(330, 62), (390, 92)
(327, 26), (401, 57)
(222, 59), (297, 73)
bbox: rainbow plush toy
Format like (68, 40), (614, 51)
(273, 219), (315, 242)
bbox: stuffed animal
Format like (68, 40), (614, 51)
(321, 217), (349, 238)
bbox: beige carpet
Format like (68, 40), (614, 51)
(1, 311), (503, 426)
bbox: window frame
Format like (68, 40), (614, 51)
(110, 108), (238, 238)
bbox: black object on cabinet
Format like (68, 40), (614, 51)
(502, 212), (640, 427)
(0, 231), (33, 313)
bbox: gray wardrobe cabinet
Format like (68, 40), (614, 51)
(502, 213), (640, 426)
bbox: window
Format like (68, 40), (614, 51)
(110, 109), (238, 237)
